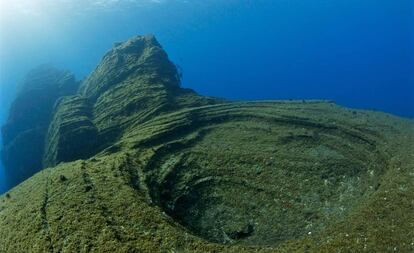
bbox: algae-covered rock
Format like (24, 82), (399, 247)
(1, 65), (78, 186)
(44, 35), (219, 168)
(43, 95), (97, 167)
(80, 35), (180, 100)
(0, 36), (413, 253)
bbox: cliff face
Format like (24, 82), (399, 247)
(0, 36), (413, 253)
(42, 96), (97, 168)
(1, 66), (78, 186)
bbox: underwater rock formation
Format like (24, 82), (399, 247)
(1, 65), (78, 186)
(45, 35), (220, 168)
(0, 35), (413, 253)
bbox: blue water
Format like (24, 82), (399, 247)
(0, 0), (413, 193)
(0, 135), (6, 193)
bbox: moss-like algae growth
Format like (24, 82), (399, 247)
(0, 35), (413, 252)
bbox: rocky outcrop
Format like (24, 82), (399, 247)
(81, 35), (219, 134)
(0, 36), (413, 253)
(44, 35), (220, 167)
(80, 35), (180, 100)
(2, 36), (218, 184)
(1, 66), (78, 186)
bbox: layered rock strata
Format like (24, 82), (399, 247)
(0, 35), (413, 253)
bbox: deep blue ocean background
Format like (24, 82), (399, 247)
(0, 0), (413, 193)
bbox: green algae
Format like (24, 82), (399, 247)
(0, 35), (413, 252)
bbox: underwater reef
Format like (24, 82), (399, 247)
(0, 35), (413, 252)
